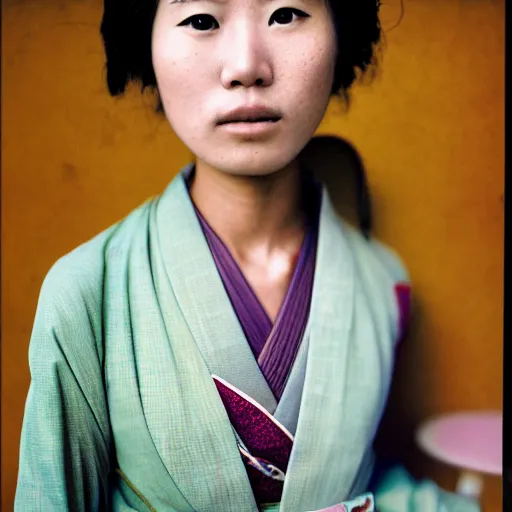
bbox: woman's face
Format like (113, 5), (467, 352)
(152, 0), (337, 176)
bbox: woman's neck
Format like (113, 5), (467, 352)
(189, 159), (306, 263)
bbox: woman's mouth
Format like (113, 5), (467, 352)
(218, 116), (281, 125)
(216, 105), (282, 125)
(216, 106), (282, 137)
(217, 118), (281, 137)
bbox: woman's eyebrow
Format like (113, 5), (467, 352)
(168, 0), (296, 5)
(168, 0), (316, 5)
(169, 0), (204, 5)
(169, 0), (223, 5)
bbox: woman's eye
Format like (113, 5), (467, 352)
(178, 14), (219, 31)
(268, 8), (309, 26)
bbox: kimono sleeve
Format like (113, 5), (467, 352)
(15, 261), (112, 512)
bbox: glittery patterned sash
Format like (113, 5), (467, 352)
(213, 375), (293, 505)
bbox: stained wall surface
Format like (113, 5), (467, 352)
(2, 0), (504, 510)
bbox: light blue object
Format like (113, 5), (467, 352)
(373, 466), (480, 512)
(15, 165), (478, 511)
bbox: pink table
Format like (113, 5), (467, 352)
(416, 411), (502, 499)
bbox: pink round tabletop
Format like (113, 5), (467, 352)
(416, 411), (502, 475)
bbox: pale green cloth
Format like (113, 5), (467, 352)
(16, 166), (479, 511)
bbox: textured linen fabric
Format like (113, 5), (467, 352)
(15, 164), (479, 512)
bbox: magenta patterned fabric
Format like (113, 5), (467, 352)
(394, 283), (411, 347)
(213, 377), (293, 505)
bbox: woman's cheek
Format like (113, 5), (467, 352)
(284, 31), (335, 81)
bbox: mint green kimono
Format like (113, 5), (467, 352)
(15, 165), (479, 512)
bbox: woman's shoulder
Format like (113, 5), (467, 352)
(336, 220), (411, 346)
(338, 219), (409, 283)
(38, 200), (155, 322)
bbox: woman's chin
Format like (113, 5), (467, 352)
(195, 147), (302, 179)
(208, 161), (296, 179)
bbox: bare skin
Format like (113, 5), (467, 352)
(152, 0), (336, 319)
(190, 158), (306, 321)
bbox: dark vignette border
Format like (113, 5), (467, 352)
(504, 1), (510, 510)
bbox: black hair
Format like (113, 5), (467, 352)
(100, 0), (382, 108)
(300, 135), (373, 239)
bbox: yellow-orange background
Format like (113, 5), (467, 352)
(2, 0), (504, 510)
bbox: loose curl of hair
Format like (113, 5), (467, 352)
(100, 0), (382, 110)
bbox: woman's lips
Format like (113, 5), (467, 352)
(216, 105), (282, 124)
(215, 105), (283, 138)
(217, 118), (281, 137)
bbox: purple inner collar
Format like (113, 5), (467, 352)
(188, 168), (321, 399)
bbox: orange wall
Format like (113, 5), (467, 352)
(2, 0), (504, 510)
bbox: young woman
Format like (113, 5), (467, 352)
(15, 0), (479, 510)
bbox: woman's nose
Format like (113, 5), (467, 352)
(219, 26), (273, 89)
